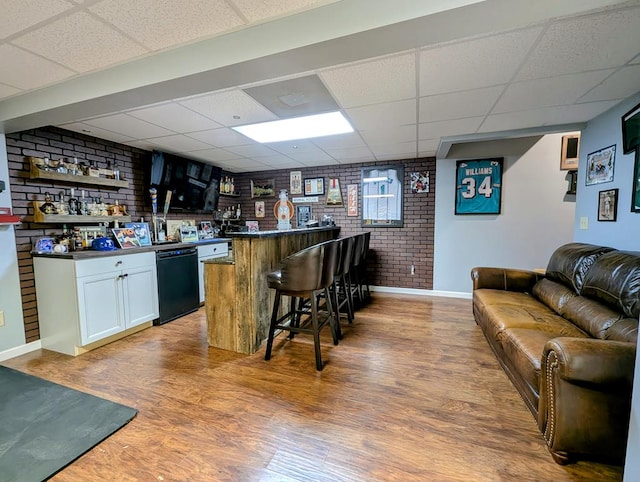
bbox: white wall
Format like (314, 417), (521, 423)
(0, 133), (26, 351)
(433, 133), (576, 293)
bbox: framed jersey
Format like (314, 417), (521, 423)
(455, 158), (503, 215)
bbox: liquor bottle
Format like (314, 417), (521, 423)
(79, 190), (88, 215)
(39, 192), (58, 215)
(236, 203), (241, 219)
(230, 177), (235, 194)
(112, 160), (120, 181)
(57, 191), (68, 215)
(68, 188), (78, 215)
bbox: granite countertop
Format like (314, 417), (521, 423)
(226, 225), (339, 239)
(31, 238), (232, 260)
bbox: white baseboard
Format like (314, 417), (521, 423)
(370, 286), (472, 299)
(0, 340), (42, 362)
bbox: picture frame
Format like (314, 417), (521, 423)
(455, 158), (503, 215)
(410, 171), (429, 193)
(585, 145), (615, 186)
(622, 100), (640, 154)
(290, 171), (302, 195)
(255, 200), (265, 218)
(295, 205), (312, 228)
(632, 149), (640, 212)
(304, 178), (324, 196)
(250, 179), (275, 198)
(598, 188), (618, 222)
(124, 222), (152, 246)
(112, 228), (141, 249)
(199, 221), (214, 239)
(560, 134), (580, 170)
(347, 184), (358, 217)
(325, 178), (343, 206)
(361, 165), (403, 227)
(179, 225), (199, 243)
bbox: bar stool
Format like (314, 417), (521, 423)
(264, 240), (339, 371)
(359, 232), (371, 302)
(348, 234), (365, 307)
(333, 236), (355, 325)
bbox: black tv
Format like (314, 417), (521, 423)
(621, 101), (640, 155)
(149, 150), (221, 212)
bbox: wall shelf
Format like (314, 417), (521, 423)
(29, 213), (132, 224)
(29, 157), (129, 189)
(220, 192), (240, 197)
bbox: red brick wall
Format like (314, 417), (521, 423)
(6, 126), (435, 343)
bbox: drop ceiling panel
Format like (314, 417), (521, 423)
(12, 11), (148, 72)
(516, 6), (640, 81)
(230, 0), (339, 23)
(321, 52), (416, 108)
(265, 139), (323, 154)
(188, 148), (243, 163)
(88, 0), (244, 51)
(144, 134), (213, 153)
(59, 122), (136, 144)
(252, 155), (304, 169)
(418, 139), (440, 155)
(300, 157), (340, 167)
(492, 70), (614, 114)
(360, 124), (417, 146)
(369, 141), (417, 159)
(0, 0), (74, 40)
(0, 84), (21, 100)
(419, 86), (504, 122)
(345, 99), (416, 131)
(187, 128), (251, 148)
(310, 132), (366, 150)
(225, 144), (279, 158)
(84, 114), (174, 139)
(324, 146), (374, 162)
(179, 90), (278, 127)
(419, 27), (542, 96)
(580, 65), (640, 103)
(418, 117), (484, 141)
(127, 103), (222, 133)
(216, 158), (270, 172)
(0, 45), (74, 91)
(288, 149), (335, 163)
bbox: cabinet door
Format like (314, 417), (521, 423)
(77, 272), (123, 345)
(123, 265), (159, 328)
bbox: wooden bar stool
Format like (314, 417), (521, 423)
(333, 236), (355, 326)
(264, 240), (339, 370)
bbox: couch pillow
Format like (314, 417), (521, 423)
(532, 278), (577, 314)
(561, 295), (628, 339)
(581, 250), (640, 319)
(545, 243), (614, 294)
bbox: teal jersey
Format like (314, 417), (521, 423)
(455, 158), (503, 215)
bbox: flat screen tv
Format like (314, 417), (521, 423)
(622, 101), (640, 155)
(149, 150), (221, 212)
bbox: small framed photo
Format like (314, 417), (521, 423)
(347, 184), (358, 217)
(410, 171), (429, 193)
(112, 228), (141, 249)
(560, 134), (580, 170)
(598, 189), (618, 222)
(304, 178), (324, 196)
(179, 225), (199, 243)
(325, 178), (343, 206)
(251, 179), (275, 198)
(295, 205), (312, 228)
(124, 222), (152, 246)
(200, 221), (214, 239)
(255, 201), (265, 218)
(290, 171), (302, 195)
(585, 145), (615, 185)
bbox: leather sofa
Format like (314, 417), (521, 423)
(471, 242), (638, 465)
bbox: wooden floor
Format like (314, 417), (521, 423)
(3, 293), (623, 481)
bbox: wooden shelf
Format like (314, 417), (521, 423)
(29, 157), (129, 189)
(30, 213), (132, 224)
(220, 192), (240, 197)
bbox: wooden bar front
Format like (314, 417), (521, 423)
(204, 226), (340, 354)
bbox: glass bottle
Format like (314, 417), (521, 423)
(230, 177), (235, 194)
(113, 160), (120, 181)
(39, 191), (58, 215)
(68, 188), (78, 215)
(79, 190), (88, 215)
(57, 191), (68, 215)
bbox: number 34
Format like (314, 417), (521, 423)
(461, 176), (493, 199)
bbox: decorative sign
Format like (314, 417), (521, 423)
(251, 179), (275, 198)
(290, 171), (302, 195)
(295, 205), (312, 228)
(455, 158), (503, 215)
(326, 178), (343, 206)
(585, 145), (615, 186)
(347, 184), (358, 216)
(304, 178), (324, 196)
(255, 201), (265, 218)
(293, 196), (318, 203)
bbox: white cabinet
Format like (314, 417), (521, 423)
(197, 242), (229, 303)
(34, 252), (159, 355)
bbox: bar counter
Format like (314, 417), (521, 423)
(204, 226), (340, 354)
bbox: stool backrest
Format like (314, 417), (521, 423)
(279, 240), (338, 292)
(337, 236), (354, 277)
(351, 234), (364, 268)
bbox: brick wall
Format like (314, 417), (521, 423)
(6, 126), (435, 343)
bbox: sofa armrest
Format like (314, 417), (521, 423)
(470, 267), (543, 292)
(538, 337), (635, 464)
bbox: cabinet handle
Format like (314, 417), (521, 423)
(122, 273), (128, 278)
(115, 260), (123, 266)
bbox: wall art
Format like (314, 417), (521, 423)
(361, 165), (403, 227)
(455, 158), (503, 215)
(585, 145), (615, 186)
(325, 178), (343, 206)
(598, 188), (618, 222)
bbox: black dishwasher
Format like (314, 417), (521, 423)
(155, 247), (199, 325)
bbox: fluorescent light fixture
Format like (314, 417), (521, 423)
(363, 176), (390, 183)
(232, 111), (353, 143)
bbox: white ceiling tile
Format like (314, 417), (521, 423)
(419, 27), (542, 96)
(493, 70), (614, 114)
(12, 11), (148, 72)
(516, 7), (640, 81)
(419, 86), (504, 122)
(300, 158), (340, 167)
(0, 45), (74, 90)
(265, 139), (320, 154)
(310, 132), (366, 150)
(230, 0), (338, 23)
(0, 0), (74, 39)
(291, 150), (335, 163)
(0, 83), (21, 99)
(418, 117), (484, 140)
(186, 128), (251, 147)
(631, 53), (640, 64)
(84, 114), (174, 138)
(324, 146), (373, 161)
(179, 89), (278, 127)
(188, 149), (243, 163)
(225, 144), (279, 157)
(359, 125), (416, 146)
(345, 99), (416, 131)
(59, 122), (135, 143)
(369, 141), (417, 160)
(419, 140), (440, 157)
(127, 103), (222, 133)
(121, 139), (159, 151)
(321, 52), (416, 108)
(580, 65), (640, 103)
(252, 155), (304, 169)
(216, 158), (270, 172)
(144, 134), (213, 152)
(89, 0), (244, 51)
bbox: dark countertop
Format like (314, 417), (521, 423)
(31, 238), (232, 260)
(226, 225), (339, 239)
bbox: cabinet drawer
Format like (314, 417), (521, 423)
(197, 242), (229, 258)
(75, 252), (156, 277)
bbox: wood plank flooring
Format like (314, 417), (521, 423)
(2, 293), (624, 481)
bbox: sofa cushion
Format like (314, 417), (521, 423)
(532, 278), (577, 314)
(560, 295), (629, 339)
(605, 318), (639, 343)
(545, 243), (614, 294)
(581, 250), (640, 319)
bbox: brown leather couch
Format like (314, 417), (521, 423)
(471, 242), (638, 465)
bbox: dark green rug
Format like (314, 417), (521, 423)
(0, 365), (137, 482)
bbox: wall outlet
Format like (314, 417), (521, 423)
(580, 217), (589, 230)
(0, 311), (4, 327)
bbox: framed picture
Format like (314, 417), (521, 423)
(200, 221), (214, 239)
(632, 150), (640, 212)
(304, 178), (324, 196)
(410, 171), (429, 193)
(179, 225), (199, 243)
(622, 100), (640, 154)
(124, 222), (152, 246)
(290, 171), (302, 195)
(361, 165), (403, 227)
(347, 184), (358, 217)
(255, 200), (265, 218)
(560, 134), (580, 170)
(326, 178), (343, 206)
(585, 145), (615, 186)
(112, 228), (141, 249)
(295, 205), (312, 228)
(251, 179), (275, 198)
(598, 188), (618, 222)
(246, 220), (259, 233)
(455, 158), (503, 215)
